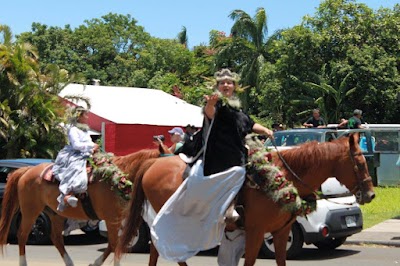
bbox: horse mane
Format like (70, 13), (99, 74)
(112, 149), (161, 180)
(276, 137), (349, 176)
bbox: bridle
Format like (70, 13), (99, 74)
(348, 150), (373, 203)
(272, 139), (372, 203)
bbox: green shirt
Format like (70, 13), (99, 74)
(174, 142), (184, 152)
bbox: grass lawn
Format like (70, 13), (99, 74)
(359, 186), (400, 229)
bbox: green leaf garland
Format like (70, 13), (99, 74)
(89, 152), (133, 200)
(245, 134), (317, 216)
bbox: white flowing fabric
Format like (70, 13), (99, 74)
(150, 159), (245, 262)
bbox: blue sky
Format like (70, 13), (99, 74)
(1, 0), (398, 48)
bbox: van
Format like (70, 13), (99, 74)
(337, 124), (400, 186)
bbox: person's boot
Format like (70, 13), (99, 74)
(64, 195), (78, 208)
(225, 203), (240, 223)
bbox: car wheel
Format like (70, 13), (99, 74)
(314, 237), (347, 250)
(15, 212), (51, 245)
(128, 223), (150, 253)
(260, 223), (303, 259)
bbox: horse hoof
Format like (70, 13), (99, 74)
(66, 196), (78, 207)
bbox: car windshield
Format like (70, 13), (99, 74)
(265, 131), (322, 147)
(0, 167), (11, 183)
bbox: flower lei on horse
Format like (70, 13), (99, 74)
(245, 134), (317, 216)
(89, 152), (133, 200)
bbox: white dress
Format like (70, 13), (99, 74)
(150, 159), (245, 262)
(53, 125), (95, 211)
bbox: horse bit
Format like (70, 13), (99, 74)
(348, 150), (373, 202)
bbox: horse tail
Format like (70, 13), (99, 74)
(115, 158), (157, 259)
(0, 166), (30, 252)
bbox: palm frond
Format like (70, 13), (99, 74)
(0, 25), (13, 47)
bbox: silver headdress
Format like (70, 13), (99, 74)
(214, 69), (240, 83)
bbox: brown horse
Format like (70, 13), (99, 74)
(116, 133), (375, 266)
(0, 147), (167, 266)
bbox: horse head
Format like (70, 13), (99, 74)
(335, 133), (375, 205)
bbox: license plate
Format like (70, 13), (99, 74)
(345, 215), (357, 227)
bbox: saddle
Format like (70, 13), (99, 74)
(40, 163), (95, 184)
(40, 163), (99, 220)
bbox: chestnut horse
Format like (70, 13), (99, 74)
(0, 148), (166, 266)
(116, 133), (375, 266)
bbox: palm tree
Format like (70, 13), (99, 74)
(214, 8), (269, 110)
(231, 8), (268, 83)
(0, 24), (68, 158)
(177, 26), (188, 48)
(291, 64), (356, 123)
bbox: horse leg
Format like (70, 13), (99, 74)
(49, 214), (74, 266)
(17, 210), (43, 266)
(149, 242), (186, 266)
(271, 220), (295, 266)
(149, 242), (159, 266)
(243, 227), (265, 266)
(90, 221), (120, 266)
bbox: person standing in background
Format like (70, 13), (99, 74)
(347, 109), (364, 129)
(168, 127), (185, 153)
(303, 109), (326, 128)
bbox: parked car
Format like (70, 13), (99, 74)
(0, 158), (99, 245)
(260, 178), (362, 259)
(265, 128), (338, 148)
(261, 128), (370, 258)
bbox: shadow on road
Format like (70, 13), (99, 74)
(289, 247), (360, 261)
(64, 233), (107, 246)
(96, 243), (361, 262)
(159, 246), (361, 261)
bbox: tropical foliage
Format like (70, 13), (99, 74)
(0, 25), (66, 158)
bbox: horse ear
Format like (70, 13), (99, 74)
(349, 132), (360, 148)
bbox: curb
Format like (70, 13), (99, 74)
(345, 240), (400, 247)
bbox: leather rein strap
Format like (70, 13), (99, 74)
(271, 138), (369, 204)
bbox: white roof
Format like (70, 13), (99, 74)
(59, 84), (204, 127)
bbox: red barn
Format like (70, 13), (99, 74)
(59, 84), (203, 155)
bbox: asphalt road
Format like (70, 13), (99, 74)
(1, 232), (399, 265)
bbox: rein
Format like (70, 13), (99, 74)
(271, 138), (369, 205)
(348, 150), (373, 202)
(271, 138), (320, 199)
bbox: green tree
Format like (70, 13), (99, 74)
(137, 37), (194, 86)
(19, 13), (151, 87)
(263, 0), (399, 125)
(213, 8), (270, 112)
(255, 62), (284, 124)
(228, 8), (268, 86)
(265, 25), (325, 125)
(0, 25), (69, 158)
(291, 64), (356, 123)
(303, 0), (400, 123)
(177, 26), (188, 48)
